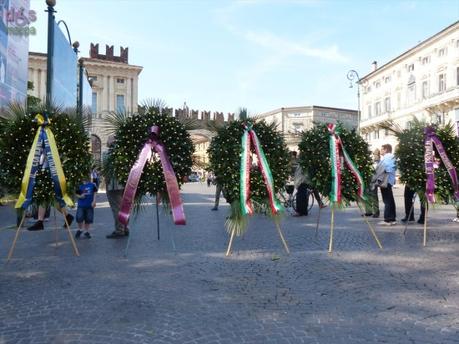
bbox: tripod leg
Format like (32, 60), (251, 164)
(403, 194), (416, 235)
(226, 228), (236, 256)
(315, 206), (321, 238)
(328, 207), (335, 253)
(7, 212), (26, 262)
(156, 196), (160, 241)
(274, 219), (290, 254)
(423, 206), (429, 247)
(357, 203), (383, 250)
(62, 210), (79, 257)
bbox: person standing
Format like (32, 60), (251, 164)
(365, 149), (381, 218)
(211, 175), (223, 211)
(401, 185), (425, 224)
(378, 144), (397, 225)
(74, 174), (97, 239)
(293, 160), (309, 216)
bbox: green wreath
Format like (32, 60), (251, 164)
(107, 108), (194, 204)
(208, 118), (290, 234)
(0, 108), (92, 206)
(298, 123), (373, 206)
(385, 120), (459, 203)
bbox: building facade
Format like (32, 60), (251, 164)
(28, 44), (143, 163)
(258, 105), (358, 151)
(360, 21), (459, 151)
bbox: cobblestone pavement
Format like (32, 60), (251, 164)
(0, 184), (458, 344)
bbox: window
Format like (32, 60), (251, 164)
(375, 81), (381, 88)
(367, 105), (372, 118)
(407, 84), (416, 104)
(438, 74), (446, 92)
(91, 92), (97, 113)
(385, 129), (389, 137)
(408, 64), (414, 72)
(375, 102), (381, 116)
(457, 66), (459, 86)
(384, 76), (391, 83)
(116, 95), (125, 112)
(397, 93), (401, 109)
(117, 78), (125, 84)
(384, 97), (391, 113)
(422, 56), (430, 65)
(422, 81), (429, 99)
(373, 130), (379, 139)
(438, 48), (446, 57)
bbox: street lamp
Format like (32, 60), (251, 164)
(347, 69), (361, 134)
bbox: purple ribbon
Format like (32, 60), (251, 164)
(424, 126), (459, 203)
(118, 126), (186, 226)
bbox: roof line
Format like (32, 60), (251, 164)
(361, 20), (459, 80)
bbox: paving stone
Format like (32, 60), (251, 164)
(0, 184), (458, 343)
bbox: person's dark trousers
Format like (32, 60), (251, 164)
(295, 183), (309, 216)
(404, 186), (426, 221)
(214, 184), (222, 208)
(312, 189), (323, 206)
(380, 184), (396, 222)
(404, 186), (416, 221)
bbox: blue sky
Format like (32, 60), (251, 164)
(29, 0), (458, 115)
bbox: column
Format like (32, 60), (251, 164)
(132, 77), (138, 112)
(101, 75), (107, 114)
(111, 76), (116, 112)
(126, 76), (132, 112)
(40, 69), (46, 101)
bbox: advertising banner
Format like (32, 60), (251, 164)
(0, 0), (32, 109)
(51, 20), (77, 109)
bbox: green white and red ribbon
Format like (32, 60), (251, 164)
(327, 123), (366, 204)
(240, 124), (283, 216)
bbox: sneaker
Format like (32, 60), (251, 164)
(401, 218), (415, 223)
(319, 204), (327, 209)
(211, 207), (218, 211)
(372, 213), (380, 218)
(63, 214), (74, 228)
(452, 217), (459, 223)
(106, 230), (127, 239)
(378, 221), (396, 226)
(27, 220), (44, 231)
(75, 230), (82, 239)
(417, 218), (425, 224)
(361, 213), (373, 217)
(84, 232), (91, 239)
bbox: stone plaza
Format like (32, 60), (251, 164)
(0, 183), (458, 344)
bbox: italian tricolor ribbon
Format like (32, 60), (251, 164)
(327, 123), (366, 204)
(424, 126), (459, 203)
(240, 124), (283, 216)
(15, 114), (74, 209)
(118, 125), (186, 226)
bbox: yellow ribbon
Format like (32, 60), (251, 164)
(15, 114), (74, 208)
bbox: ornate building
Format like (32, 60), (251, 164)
(360, 21), (459, 151)
(258, 105), (358, 151)
(27, 44), (143, 163)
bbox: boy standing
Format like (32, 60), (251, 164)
(75, 175), (98, 239)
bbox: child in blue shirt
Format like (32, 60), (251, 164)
(75, 174), (98, 239)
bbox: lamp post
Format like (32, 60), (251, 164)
(347, 69), (361, 134)
(45, 0), (56, 109)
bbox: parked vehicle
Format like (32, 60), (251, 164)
(188, 174), (200, 182)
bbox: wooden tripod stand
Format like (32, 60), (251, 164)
(7, 207), (80, 262)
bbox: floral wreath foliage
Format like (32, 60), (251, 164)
(208, 118), (290, 232)
(298, 122), (373, 206)
(387, 120), (459, 203)
(109, 108), (194, 203)
(0, 110), (92, 206)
